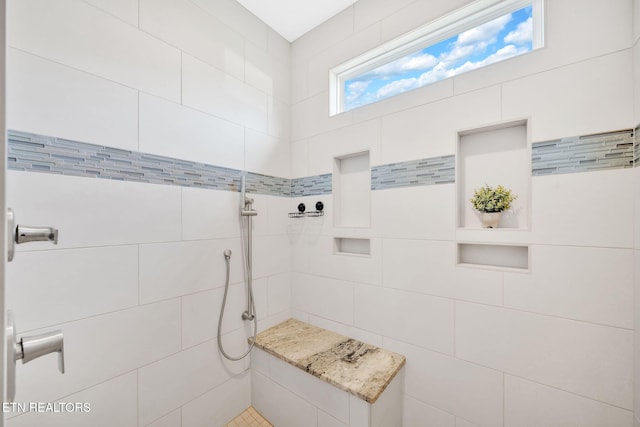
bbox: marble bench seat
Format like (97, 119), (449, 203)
(251, 318), (406, 427)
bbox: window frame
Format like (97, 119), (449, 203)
(329, 0), (544, 115)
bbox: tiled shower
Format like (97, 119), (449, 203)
(4, 0), (640, 427)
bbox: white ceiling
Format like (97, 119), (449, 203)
(236, 0), (359, 42)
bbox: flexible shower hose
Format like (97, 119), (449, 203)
(217, 249), (257, 361)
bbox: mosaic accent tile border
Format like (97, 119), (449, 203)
(290, 173), (332, 197)
(8, 127), (640, 197)
(532, 129), (634, 176)
(7, 130), (291, 197)
(371, 155), (455, 190)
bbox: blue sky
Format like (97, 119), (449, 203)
(344, 6), (533, 111)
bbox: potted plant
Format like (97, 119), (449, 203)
(470, 184), (517, 228)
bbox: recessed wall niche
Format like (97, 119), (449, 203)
(333, 151), (370, 228)
(457, 119), (531, 230)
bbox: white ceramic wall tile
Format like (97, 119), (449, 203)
(383, 337), (503, 427)
(635, 250), (640, 416)
(248, 194), (271, 237)
(291, 7), (354, 64)
(291, 273), (354, 325)
(191, 0), (268, 50)
(268, 354), (350, 423)
(635, 41), (640, 124)
(531, 170), (634, 248)
(634, 0), (640, 44)
(371, 373), (403, 427)
(252, 235), (291, 278)
(267, 273), (292, 316)
(505, 375), (633, 427)
(252, 370), (318, 427)
(307, 24), (381, 97)
(291, 92), (353, 141)
(182, 187), (243, 240)
(246, 42), (291, 103)
(8, 172), (181, 250)
(352, 77), (454, 124)
(503, 51), (633, 142)
(353, 0), (415, 32)
(140, 0), (244, 80)
(318, 411), (348, 427)
(403, 394), (455, 427)
(455, 418), (480, 427)
(7, 372), (137, 427)
(181, 373), (251, 427)
(8, 49), (138, 151)
(83, 0), (139, 26)
(9, 0), (181, 102)
(504, 245), (634, 328)
(267, 27), (291, 67)
(382, 239), (503, 306)
(308, 314), (383, 347)
(253, 276), (270, 322)
(181, 282), (254, 349)
(15, 300), (180, 404)
(245, 129), (291, 178)
(259, 310), (293, 333)
(138, 339), (245, 425)
(139, 238), (243, 304)
(372, 184), (455, 240)
(456, 301), (633, 409)
(265, 196), (292, 236)
(182, 54), (268, 132)
(7, 245), (138, 332)
(302, 236), (382, 286)
(349, 394), (369, 427)
(291, 61), (310, 105)
(355, 284), (454, 354)
(306, 119), (381, 176)
(139, 93), (245, 169)
(380, 0), (471, 43)
(147, 409), (182, 427)
(379, 85), (500, 164)
(291, 139), (309, 178)
(268, 96), (291, 141)
(636, 168), (640, 249)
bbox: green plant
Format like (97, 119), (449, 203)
(470, 184), (517, 212)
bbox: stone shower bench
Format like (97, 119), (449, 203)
(251, 318), (406, 427)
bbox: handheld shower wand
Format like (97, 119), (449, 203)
(217, 176), (258, 361)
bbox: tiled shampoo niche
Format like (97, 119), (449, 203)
(332, 151), (371, 256)
(456, 119), (531, 271)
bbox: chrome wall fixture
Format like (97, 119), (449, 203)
(5, 209), (65, 401)
(7, 208), (59, 262)
(217, 176), (258, 361)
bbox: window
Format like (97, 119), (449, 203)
(330, 0), (544, 115)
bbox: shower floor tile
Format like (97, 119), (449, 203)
(225, 406), (273, 427)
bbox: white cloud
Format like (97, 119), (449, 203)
(447, 44), (530, 75)
(504, 16), (532, 44)
(439, 13), (512, 65)
(375, 77), (419, 99)
(456, 14), (512, 46)
(345, 80), (372, 104)
(364, 52), (438, 78)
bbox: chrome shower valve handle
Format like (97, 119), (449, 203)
(6, 311), (65, 402)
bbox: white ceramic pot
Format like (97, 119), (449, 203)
(481, 211), (502, 228)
